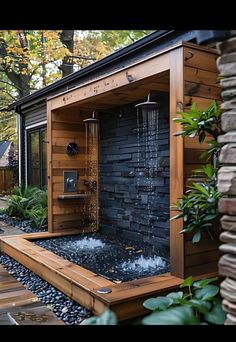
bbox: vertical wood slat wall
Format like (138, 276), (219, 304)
(47, 107), (99, 232)
(183, 46), (221, 276)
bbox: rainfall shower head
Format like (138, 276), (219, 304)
(83, 110), (99, 123)
(135, 93), (158, 110)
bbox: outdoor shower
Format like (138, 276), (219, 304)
(83, 110), (99, 229)
(83, 110), (99, 192)
(135, 93), (159, 178)
(135, 92), (159, 111)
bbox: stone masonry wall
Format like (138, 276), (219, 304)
(99, 92), (169, 258)
(217, 34), (236, 325)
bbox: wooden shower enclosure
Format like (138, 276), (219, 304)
(0, 41), (222, 320)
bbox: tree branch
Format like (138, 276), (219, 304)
(0, 79), (22, 91)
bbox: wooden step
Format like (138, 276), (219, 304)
(0, 265), (64, 325)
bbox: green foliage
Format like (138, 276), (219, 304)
(143, 306), (199, 325)
(172, 165), (221, 243)
(82, 310), (117, 325)
(5, 185), (47, 229)
(142, 277), (226, 325)
(172, 101), (222, 242)
(174, 100), (221, 141)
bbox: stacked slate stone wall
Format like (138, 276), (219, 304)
(99, 92), (169, 258)
(217, 34), (236, 325)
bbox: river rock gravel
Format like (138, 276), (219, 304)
(0, 253), (91, 325)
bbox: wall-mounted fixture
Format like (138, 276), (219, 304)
(135, 93), (159, 111)
(64, 170), (78, 192)
(67, 142), (79, 155)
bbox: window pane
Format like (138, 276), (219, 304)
(42, 129), (47, 188)
(30, 131), (40, 187)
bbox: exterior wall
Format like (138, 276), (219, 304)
(99, 93), (169, 257)
(24, 103), (46, 127)
(183, 46), (222, 276)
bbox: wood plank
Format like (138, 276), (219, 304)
(1, 305), (65, 325)
(52, 122), (84, 132)
(52, 160), (85, 168)
(52, 168), (86, 177)
(52, 111), (86, 124)
(185, 81), (221, 100)
(52, 130), (86, 139)
(184, 96), (221, 110)
(52, 134), (85, 145)
(184, 66), (220, 87)
(52, 154), (85, 162)
(185, 239), (220, 255)
(170, 47), (185, 278)
(184, 47), (218, 73)
(0, 289), (35, 305)
(184, 164), (204, 178)
(52, 145), (86, 154)
(49, 53), (170, 110)
(184, 136), (210, 149)
(185, 261), (219, 277)
(184, 149), (207, 164)
(185, 249), (222, 267)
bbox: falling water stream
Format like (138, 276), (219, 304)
(136, 100), (159, 241)
(84, 117), (99, 230)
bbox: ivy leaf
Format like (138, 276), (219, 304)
(166, 291), (184, 304)
(180, 276), (193, 288)
(192, 230), (201, 243)
(204, 303), (226, 325)
(195, 285), (219, 300)
(188, 299), (211, 313)
(142, 306), (200, 325)
(82, 310), (117, 325)
(193, 277), (219, 289)
(143, 297), (173, 311)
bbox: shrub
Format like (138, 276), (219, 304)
(172, 101), (222, 242)
(5, 185), (48, 229)
(142, 276), (226, 325)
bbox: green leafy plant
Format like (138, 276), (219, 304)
(172, 101), (222, 242)
(82, 310), (117, 325)
(174, 100), (221, 141)
(142, 276), (226, 325)
(4, 185), (48, 229)
(82, 277), (226, 326)
(174, 100), (222, 161)
(172, 165), (221, 243)
(25, 206), (48, 229)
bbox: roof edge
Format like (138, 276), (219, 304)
(9, 30), (191, 110)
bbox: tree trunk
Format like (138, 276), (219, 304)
(59, 30), (74, 77)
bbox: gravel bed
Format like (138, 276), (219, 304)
(0, 212), (46, 233)
(0, 253), (91, 325)
(34, 233), (169, 282)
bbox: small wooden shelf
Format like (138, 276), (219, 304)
(58, 194), (89, 200)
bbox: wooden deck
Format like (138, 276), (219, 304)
(0, 231), (218, 321)
(0, 264), (64, 325)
